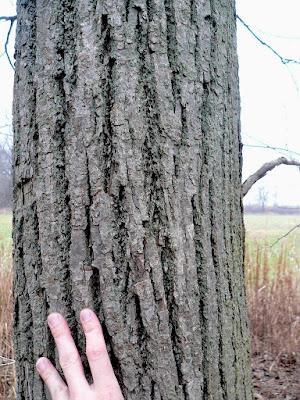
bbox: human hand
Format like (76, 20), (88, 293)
(36, 309), (124, 400)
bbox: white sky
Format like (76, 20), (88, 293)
(0, 0), (300, 205)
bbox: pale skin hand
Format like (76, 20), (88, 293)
(36, 309), (124, 400)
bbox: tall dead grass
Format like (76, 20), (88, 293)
(0, 253), (15, 400)
(245, 242), (300, 361)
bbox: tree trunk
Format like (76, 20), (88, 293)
(13, 0), (252, 399)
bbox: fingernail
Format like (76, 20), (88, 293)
(81, 309), (93, 322)
(48, 313), (61, 328)
(36, 358), (49, 373)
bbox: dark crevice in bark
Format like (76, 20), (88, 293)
(31, 99), (39, 176)
(191, 195), (208, 398)
(133, 294), (150, 394)
(164, 0), (178, 111)
(135, 9), (164, 226)
(125, 0), (130, 22)
(150, 380), (155, 398)
(99, 19), (115, 194)
(161, 238), (185, 396)
(101, 14), (108, 34)
(136, 3), (165, 250)
(180, 104), (188, 144)
(91, 0), (98, 13)
(135, 7), (162, 149)
(113, 184), (127, 284)
(101, 321), (125, 391)
(173, 154), (179, 178)
(85, 151), (94, 271)
(90, 267), (102, 315)
(85, 150), (102, 326)
(52, 0), (77, 349)
(170, 321), (184, 394)
(160, 237), (174, 307)
(27, 207), (48, 397)
(63, 0), (78, 99)
(190, 0), (196, 25)
(146, 0), (155, 22)
(112, 184), (131, 326)
(209, 180), (226, 400)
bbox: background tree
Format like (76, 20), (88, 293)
(257, 187), (268, 212)
(12, 0), (252, 399)
(0, 140), (12, 208)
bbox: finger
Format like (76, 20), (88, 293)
(48, 313), (89, 394)
(36, 357), (69, 400)
(80, 309), (121, 393)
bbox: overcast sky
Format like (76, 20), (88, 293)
(1, 0), (300, 205)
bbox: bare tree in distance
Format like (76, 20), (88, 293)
(257, 187), (268, 212)
(0, 141), (12, 208)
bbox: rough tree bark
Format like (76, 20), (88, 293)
(13, 0), (252, 399)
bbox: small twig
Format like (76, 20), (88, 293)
(0, 16), (17, 22)
(243, 144), (300, 159)
(0, 15), (17, 70)
(242, 157), (300, 197)
(236, 15), (300, 65)
(271, 224), (300, 247)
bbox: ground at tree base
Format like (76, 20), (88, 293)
(1, 353), (300, 399)
(253, 352), (300, 400)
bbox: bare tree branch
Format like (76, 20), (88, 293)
(236, 15), (300, 65)
(271, 224), (300, 247)
(242, 157), (300, 197)
(0, 15), (17, 69)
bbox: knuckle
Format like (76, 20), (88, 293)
(103, 385), (121, 400)
(42, 368), (54, 383)
(86, 346), (106, 361)
(84, 321), (99, 334)
(59, 351), (80, 369)
(53, 384), (68, 397)
(50, 324), (64, 338)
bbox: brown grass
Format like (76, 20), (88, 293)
(245, 242), (300, 362)
(0, 257), (15, 400)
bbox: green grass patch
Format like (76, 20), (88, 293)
(244, 213), (300, 269)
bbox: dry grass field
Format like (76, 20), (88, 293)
(0, 210), (299, 398)
(245, 214), (300, 399)
(0, 210), (14, 400)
